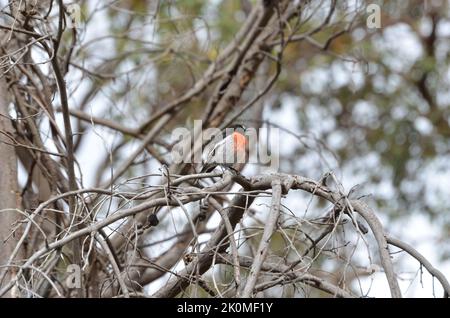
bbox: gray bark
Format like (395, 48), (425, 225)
(0, 56), (22, 297)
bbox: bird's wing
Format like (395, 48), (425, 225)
(204, 138), (226, 164)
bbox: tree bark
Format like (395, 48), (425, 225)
(0, 60), (22, 297)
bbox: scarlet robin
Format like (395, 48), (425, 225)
(200, 124), (249, 173)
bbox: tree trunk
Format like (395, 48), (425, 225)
(0, 35), (22, 297)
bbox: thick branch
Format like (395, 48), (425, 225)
(241, 178), (282, 297)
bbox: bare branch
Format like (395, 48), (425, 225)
(241, 178), (282, 297)
(386, 235), (450, 298)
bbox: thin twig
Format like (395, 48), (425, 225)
(95, 233), (130, 298)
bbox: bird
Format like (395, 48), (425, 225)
(200, 124), (249, 174)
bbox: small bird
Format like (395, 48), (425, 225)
(200, 124), (249, 173)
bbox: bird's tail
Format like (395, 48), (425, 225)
(200, 163), (216, 174)
(193, 164), (217, 186)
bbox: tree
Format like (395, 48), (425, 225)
(0, 0), (448, 298)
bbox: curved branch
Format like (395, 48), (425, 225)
(386, 235), (450, 298)
(350, 201), (402, 298)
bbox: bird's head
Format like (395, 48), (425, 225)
(222, 124), (247, 137)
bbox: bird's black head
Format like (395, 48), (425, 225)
(230, 124), (247, 131)
(222, 124), (247, 137)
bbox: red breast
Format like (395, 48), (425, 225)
(233, 132), (247, 152)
